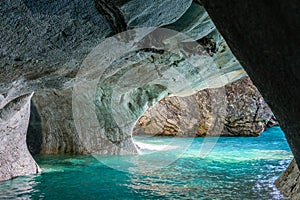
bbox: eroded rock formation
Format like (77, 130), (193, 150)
(0, 0), (295, 187)
(133, 77), (278, 137)
(27, 28), (245, 155)
(28, 89), (84, 154)
(18, 0), (247, 156)
(0, 93), (40, 182)
(1, 0), (246, 156)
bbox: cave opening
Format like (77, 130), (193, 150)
(128, 82), (292, 199)
(0, 0), (298, 198)
(17, 26), (293, 199)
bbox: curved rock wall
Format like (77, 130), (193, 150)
(0, 0), (244, 100)
(0, 93), (40, 182)
(29, 89), (85, 154)
(133, 77), (278, 137)
(201, 0), (300, 167)
(21, 1), (247, 155)
(28, 30), (245, 154)
(2, 0), (286, 180)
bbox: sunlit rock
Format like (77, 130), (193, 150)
(133, 77), (278, 136)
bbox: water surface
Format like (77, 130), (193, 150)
(0, 127), (292, 199)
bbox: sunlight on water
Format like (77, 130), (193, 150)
(134, 141), (178, 152)
(0, 127), (292, 199)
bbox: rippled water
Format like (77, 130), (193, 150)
(0, 127), (292, 199)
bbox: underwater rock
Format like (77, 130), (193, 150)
(0, 93), (40, 182)
(133, 77), (278, 136)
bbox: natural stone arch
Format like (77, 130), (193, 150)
(72, 27), (245, 155)
(1, 0), (249, 180)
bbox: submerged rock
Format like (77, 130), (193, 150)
(0, 93), (40, 182)
(133, 77), (278, 136)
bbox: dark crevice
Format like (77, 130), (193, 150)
(197, 36), (217, 56)
(27, 100), (43, 156)
(94, 0), (127, 34)
(267, 115), (279, 127)
(141, 48), (165, 55)
(193, 0), (203, 6)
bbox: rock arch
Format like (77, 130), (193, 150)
(72, 28), (244, 154)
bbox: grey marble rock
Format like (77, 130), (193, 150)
(29, 88), (85, 154)
(0, 0), (273, 180)
(28, 27), (246, 155)
(0, 93), (40, 182)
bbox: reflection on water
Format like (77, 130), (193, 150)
(0, 127), (292, 199)
(0, 175), (43, 199)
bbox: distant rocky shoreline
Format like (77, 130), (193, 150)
(133, 77), (278, 137)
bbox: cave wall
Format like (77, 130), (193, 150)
(0, 93), (40, 182)
(201, 0), (300, 197)
(202, 0), (300, 166)
(29, 89), (85, 154)
(28, 28), (245, 155)
(275, 159), (300, 199)
(21, 1), (247, 155)
(1, 0), (297, 185)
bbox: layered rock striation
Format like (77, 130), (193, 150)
(133, 77), (278, 137)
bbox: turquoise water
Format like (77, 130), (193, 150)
(0, 127), (292, 199)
